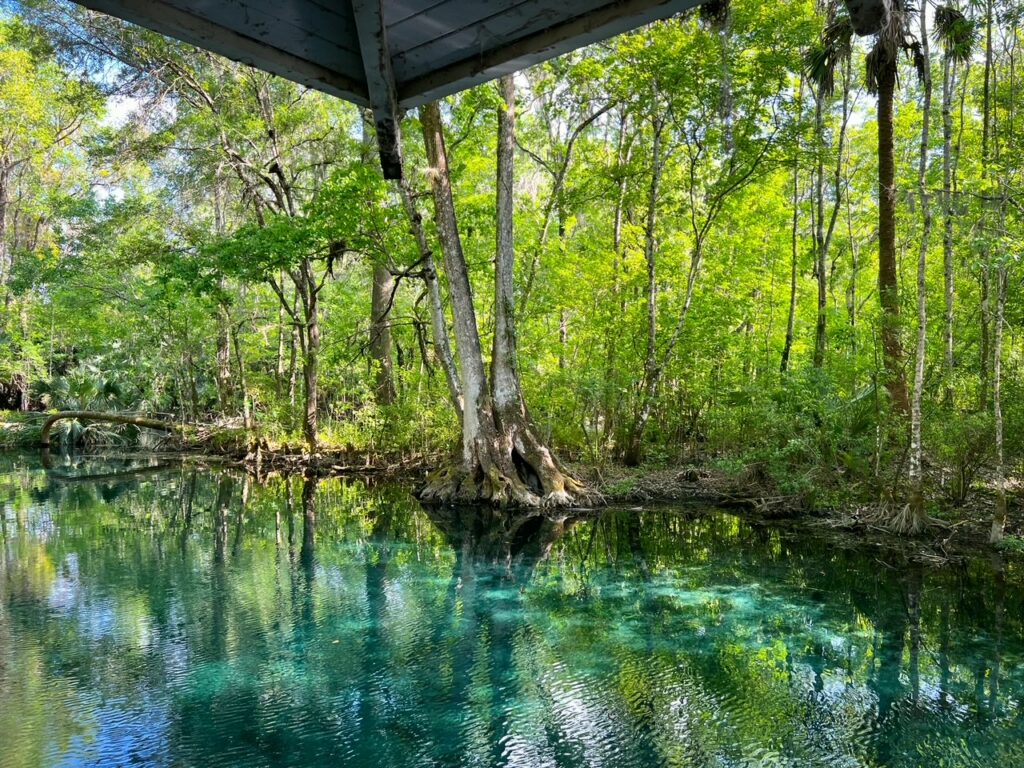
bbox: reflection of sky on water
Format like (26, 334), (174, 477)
(1, 455), (1023, 767)
(53, 698), (171, 768)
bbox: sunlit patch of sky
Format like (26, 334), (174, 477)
(93, 88), (176, 204)
(93, 94), (140, 203)
(101, 93), (142, 127)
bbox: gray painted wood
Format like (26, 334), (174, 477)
(69, 0), (705, 172)
(160, 0), (363, 74)
(395, 0), (701, 107)
(384, 0), (450, 29)
(389, 0), (539, 54)
(76, 0), (370, 102)
(392, 1), (567, 81)
(352, 0), (403, 178)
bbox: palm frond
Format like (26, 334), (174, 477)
(864, 0), (922, 94)
(909, 40), (926, 83)
(878, 0), (911, 60)
(805, 15), (854, 96)
(934, 5), (977, 64)
(865, 44), (885, 93)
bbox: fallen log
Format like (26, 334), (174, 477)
(39, 411), (180, 447)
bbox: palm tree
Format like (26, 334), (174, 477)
(807, 0), (925, 416)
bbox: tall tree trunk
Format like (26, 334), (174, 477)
(624, 114), (665, 466)
(418, 84), (585, 505)
(489, 75), (583, 502)
(183, 348), (199, 420)
(419, 101), (491, 474)
(991, 265), (1007, 542)
(605, 111), (632, 448)
(213, 183), (233, 414)
(296, 261), (320, 452)
(908, 6), (933, 529)
(18, 302), (30, 411)
(491, 74), (523, 421)
(991, 8), (1018, 540)
(276, 298), (287, 396)
(363, 112), (397, 407)
(941, 53), (956, 402)
(979, 0), (994, 410)
(813, 91), (827, 368)
(782, 148), (800, 373)
(518, 102), (612, 316)
(0, 165), (10, 301)
(370, 262), (397, 405)
(846, 146), (860, 392)
(717, 0), (733, 154)
(216, 303), (233, 414)
(782, 78), (804, 373)
(980, 266), (991, 408)
(982, 0), (994, 162)
(813, 61), (852, 370)
(288, 290), (299, 408)
(397, 178), (462, 417)
(877, 61), (910, 415)
(230, 320), (252, 434)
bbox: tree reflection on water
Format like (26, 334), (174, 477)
(0, 454), (1022, 767)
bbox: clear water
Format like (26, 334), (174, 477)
(1, 454), (1023, 768)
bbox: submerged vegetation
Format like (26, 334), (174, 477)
(0, 0), (1020, 523)
(2, 455), (1024, 766)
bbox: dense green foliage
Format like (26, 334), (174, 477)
(0, 0), (1021, 514)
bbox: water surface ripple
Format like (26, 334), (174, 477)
(1, 454), (1022, 767)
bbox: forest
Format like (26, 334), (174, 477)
(0, 0), (1021, 537)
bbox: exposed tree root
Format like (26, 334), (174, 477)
(859, 502), (937, 535)
(418, 433), (596, 508)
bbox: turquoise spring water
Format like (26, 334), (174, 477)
(1, 453), (1023, 767)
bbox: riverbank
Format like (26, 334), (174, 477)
(8, 407), (1020, 558)
(575, 463), (1024, 559)
(221, 447), (1024, 559)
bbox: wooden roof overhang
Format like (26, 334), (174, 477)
(70, 0), (702, 177)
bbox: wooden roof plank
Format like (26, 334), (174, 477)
(388, 0), (538, 54)
(393, 2), (563, 81)
(395, 0), (700, 107)
(384, 0), (450, 29)
(160, 0), (363, 74)
(76, 0), (370, 102)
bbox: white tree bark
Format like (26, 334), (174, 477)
(991, 264), (1007, 542)
(396, 177), (462, 418)
(418, 84), (586, 506)
(908, 3), (933, 529)
(420, 101), (491, 471)
(941, 52), (956, 399)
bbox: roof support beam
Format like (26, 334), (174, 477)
(395, 0), (699, 109)
(352, 0), (403, 179)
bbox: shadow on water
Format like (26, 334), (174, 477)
(1, 454), (1023, 767)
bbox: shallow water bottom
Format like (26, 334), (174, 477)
(1, 454), (1022, 767)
